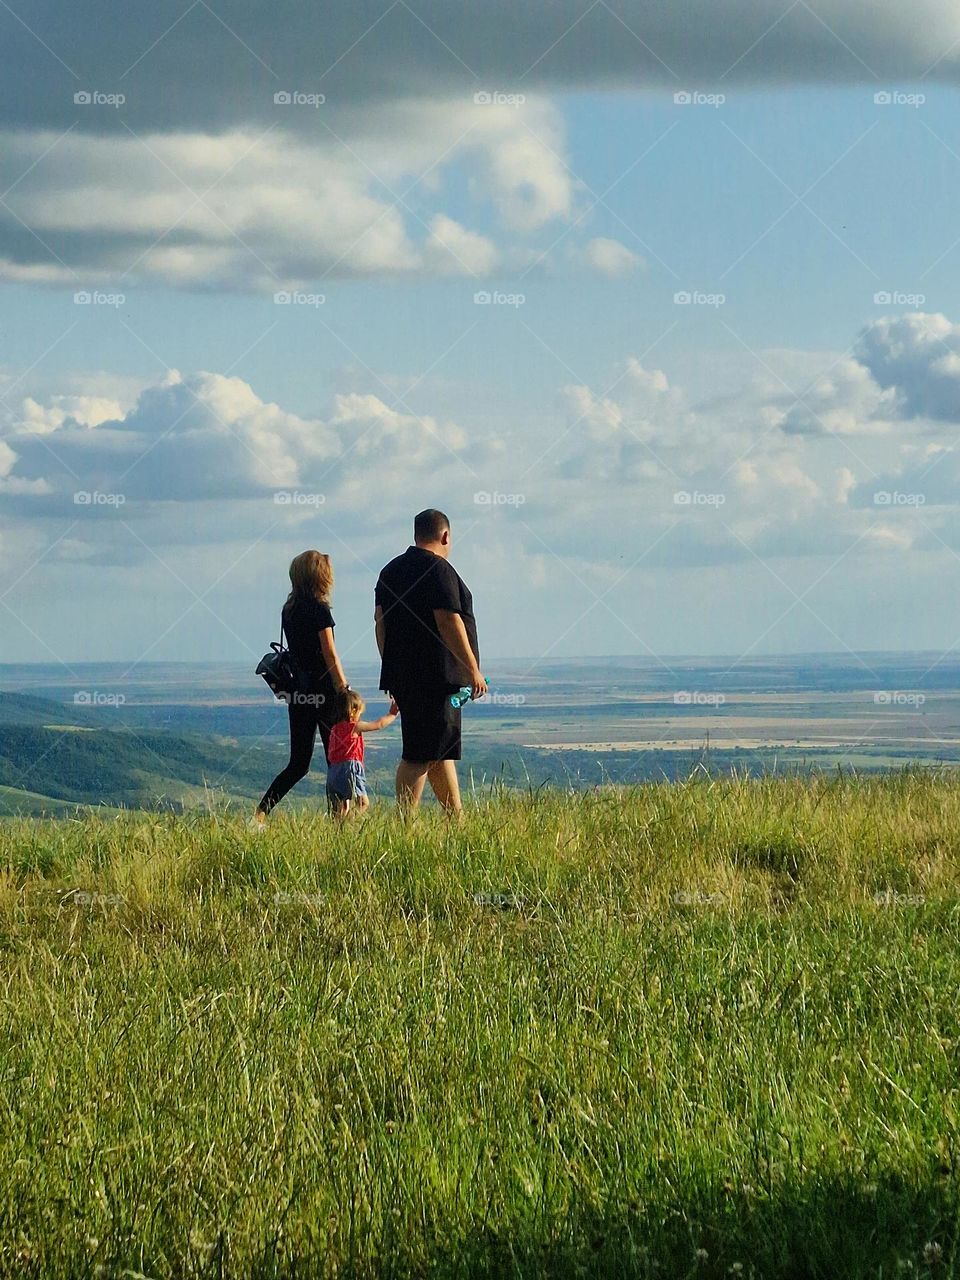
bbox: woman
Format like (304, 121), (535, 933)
(253, 550), (350, 825)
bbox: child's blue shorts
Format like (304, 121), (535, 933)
(326, 760), (368, 802)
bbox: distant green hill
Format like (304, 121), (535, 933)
(0, 691), (119, 728)
(0, 693), (304, 812)
(0, 783), (124, 818)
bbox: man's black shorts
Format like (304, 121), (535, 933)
(392, 686), (462, 762)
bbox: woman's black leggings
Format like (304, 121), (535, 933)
(258, 699), (333, 814)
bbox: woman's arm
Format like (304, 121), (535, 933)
(318, 627), (348, 692)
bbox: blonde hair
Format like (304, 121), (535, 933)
(339, 689), (365, 722)
(286, 550), (333, 606)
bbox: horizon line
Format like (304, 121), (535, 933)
(0, 648), (956, 671)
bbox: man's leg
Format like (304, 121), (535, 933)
(396, 758), (430, 809)
(426, 759), (462, 814)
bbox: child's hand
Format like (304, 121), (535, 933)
(388, 699), (399, 717)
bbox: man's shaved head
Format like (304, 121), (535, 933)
(414, 509), (450, 545)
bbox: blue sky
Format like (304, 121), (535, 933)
(3, 1), (960, 673)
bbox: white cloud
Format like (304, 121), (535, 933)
(0, 367), (490, 535)
(469, 110), (575, 230)
(561, 383), (624, 441)
(854, 312), (960, 422)
(423, 214), (499, 275)
(18, 394), (129, 434)
(8, 312), (960, 584)
(775, 357), (897, 436)
(623, 358), (669, 395)
(541, 330), (960, 569)
(0, 440), (17, 477)
(0, 98), (575, 289)
(747, 314), (960, 440)
(582, 237), (644, 277)
(835, 466), (856, 504)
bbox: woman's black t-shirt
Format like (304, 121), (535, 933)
(281, 595), (336, 696)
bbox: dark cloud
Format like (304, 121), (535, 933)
(3, 1), (959, 136)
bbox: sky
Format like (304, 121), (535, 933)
(3, 0), (960, 676)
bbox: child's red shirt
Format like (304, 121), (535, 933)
(328, 720), (364, 764)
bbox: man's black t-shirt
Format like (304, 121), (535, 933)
(375, 546), (479, 694)
(281, 594), (337, 698)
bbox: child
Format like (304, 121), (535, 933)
(326, 689), (398, 817)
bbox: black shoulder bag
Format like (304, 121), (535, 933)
(255, 619), (300, 703)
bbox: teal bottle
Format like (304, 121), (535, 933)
(449, 681), (488, 708)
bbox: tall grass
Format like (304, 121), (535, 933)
(1, 770), (959, 1277)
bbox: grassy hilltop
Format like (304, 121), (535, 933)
(2, 772), (960, 1278)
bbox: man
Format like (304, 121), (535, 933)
(375, 509), (486, 812)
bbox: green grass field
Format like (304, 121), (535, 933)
(2, 772), (960, 1278)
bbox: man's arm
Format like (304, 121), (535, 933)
(374, 604), (386, 659)
(434, 610), (486, 699)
